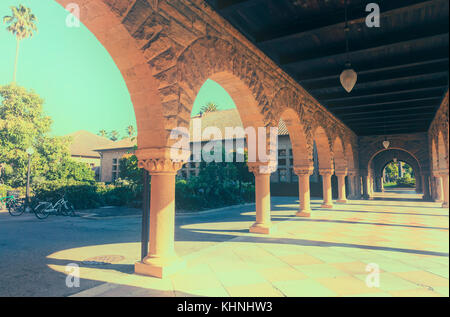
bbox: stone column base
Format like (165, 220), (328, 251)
(249, 223), (274, 234)
(321, 204), (333, 209)
(135, 256), (186, 279)
(296, 211), (311, 217)
(443, 202), (449, 208)
(336, 200), (347, 204)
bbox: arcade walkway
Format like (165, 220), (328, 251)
(68, 191), (449, 297)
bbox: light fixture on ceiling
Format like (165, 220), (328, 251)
(340, 0), (357, 93)
(383, 138), (390, 149)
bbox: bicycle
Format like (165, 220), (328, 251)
(0, 195), (25, 216)
(34, 195), (76, 220)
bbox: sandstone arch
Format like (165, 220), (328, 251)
(55, 0), (166, 151)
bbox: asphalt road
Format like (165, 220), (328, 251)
(0, 197), (298, 296)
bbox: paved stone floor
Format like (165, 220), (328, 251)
(64, 189), (448, 297)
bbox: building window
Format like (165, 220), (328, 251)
(279, 168), (288, 182)
(112, 158), (120, 182)
(278, 149), (287, 157)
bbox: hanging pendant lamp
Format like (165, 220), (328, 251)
(340, 0), (357, 93)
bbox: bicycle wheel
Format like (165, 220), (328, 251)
(34, 202), (51, 220)
(58, 204), (68, 216)
(66, 202), (76, 217)
(7, 199), (24, 216)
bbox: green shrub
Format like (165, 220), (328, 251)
(396, 176), (416, 188)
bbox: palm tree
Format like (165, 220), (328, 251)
(109, 130), (119, 141)
(200, 102), (219, 114)
(98, 130), (107, 138)
(3, 5), (38, 83)
(126, 125), (135, 138)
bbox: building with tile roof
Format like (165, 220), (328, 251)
(94, 109), (316, 188)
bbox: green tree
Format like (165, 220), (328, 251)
(118, 154), (143, 184)
(200, 102), (219, 114)
(98, 129), (107, 138)
(0, 84), (94, 187)
(3, 5), (38, 83)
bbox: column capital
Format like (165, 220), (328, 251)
(294, 166), (314, 176)
(335, 168), (348, 176)
(135, 147), (190, 175)
(438, 169), (449, 177)
(319, 168), (334, 176)
(138, 158), (184, 175)
(248, 161), (277, 176)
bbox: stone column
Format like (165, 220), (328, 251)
(347, 170), (358, 199)
(361, 172), (370, 199)
(336, 169), (348, 203)
(441, 170), (449, 208)
(320, 168), (334, 208)
(422, 173), (432, 201)
(433, 173), (444, 203)
(135, 157), (186, 279)
(294, 166), (314, 217)
(248, 163), (276, 234)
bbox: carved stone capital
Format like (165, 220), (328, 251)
(294, 166), (314, 176)
(248, 161), (277, 176)
(138, 159), (184, 175)
(135, 147), (190, 175)
(335, 168), (348, 177)
(319, 168), (334, 176)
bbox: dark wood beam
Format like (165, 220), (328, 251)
(343, 112), (436, 122)
(329, 96), (441, 111)
(280, 25), (448, 66)
(309, 72), (448, 95)
(303, 62), (448, 90)
(298, 57), (448, 84)
(337, 104), (438, 117)
(326, 91), (444, 108)
(357, 126), (429, 135)
(256, 0), (436, 44)
(349, 118), (432, 127)
(315, 81), (448, 101)
(322, 86), (447, 103)
(216, 0), (262, 11)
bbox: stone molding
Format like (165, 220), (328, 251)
(294, 166), (314, 176)
(319, 168), (334, 176)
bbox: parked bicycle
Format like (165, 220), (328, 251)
(0, 195), (25, 216)
(34, 195), (76, 219)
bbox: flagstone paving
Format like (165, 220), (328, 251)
(63, 189), (448, 297)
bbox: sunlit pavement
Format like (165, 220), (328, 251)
(1, 190), (448, 297)
(63, 189), (448, 297)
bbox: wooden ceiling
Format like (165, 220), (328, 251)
(206, 0), (449, 135)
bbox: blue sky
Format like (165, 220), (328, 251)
(0, 0), (236, 137)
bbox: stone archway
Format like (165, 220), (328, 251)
(53, 0), (358, 279)
(272, 88), (313, 216)
(312, 125), (333, 208)
(371, 149), (422, 194)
